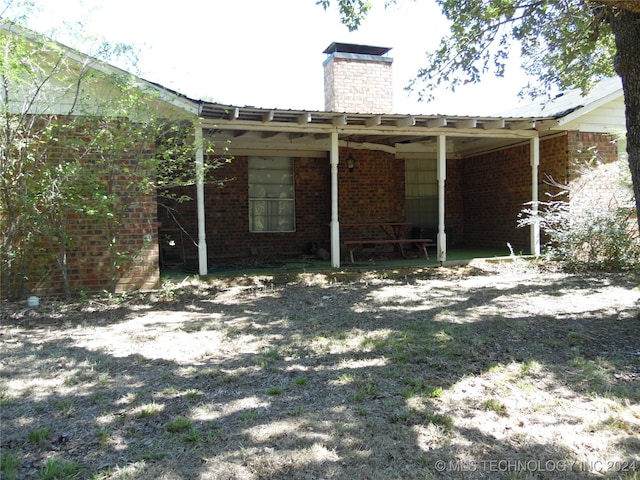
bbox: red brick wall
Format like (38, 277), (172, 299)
(567, 131), (618, 169)
(204, 155), (333, 257)
(461, 136), (570, 252)
(160, 155), (333, 262)
(324, 56), (394, 113)
(445, 157), (464, 244)
(114, 192), (159, 292)
(158, 132), (620, 266)
(58, 193), (158, 294)
(160, 149), (406, 264)
(462, 143), (528, 250)
(459, 133), (619, 252)
(338, 150), (405, 223)
(12, 152), (159, 297)
(566, 131), (622, 211)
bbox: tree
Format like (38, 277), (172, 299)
(318, 0), (640, 232)
(0, 16), (225, 299)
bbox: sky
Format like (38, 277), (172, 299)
(15, 0), (535, 115)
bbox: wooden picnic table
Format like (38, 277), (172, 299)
(338, 222), (433, 263)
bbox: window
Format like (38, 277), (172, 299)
(249, 156), (295, 232)
(405, 158), (438, 228)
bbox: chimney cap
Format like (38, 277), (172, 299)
(323, 42), (391, 56)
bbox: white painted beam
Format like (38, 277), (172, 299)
(338, 140), (396, 154)
(262, 110), (274, 122)
(482, 119), (505, 129)
(365, 115), (382, 127)
(229, 107), (239, 120)
(261, 131), (280, 139)
(530, 135), (541, 256)
(330, 132), (340, 268)
(437, 134), (447, 262)
(456, 119), (477, 129)
(195, 124), (208, 276)
(396, 116), (415, 128)
(332, 115), (347, 126)
(289, 133), (316, 143)
(298, 112), (311, 124)
(199, 117), (538, 139)
(508, 120), (535, 130)
(427, 117), (447, 128)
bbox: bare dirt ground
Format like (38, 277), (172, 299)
(1, 259), (640, 479)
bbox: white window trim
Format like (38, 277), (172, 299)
(248, 156), (296, 233)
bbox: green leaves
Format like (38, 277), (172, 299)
(316, 0), (374, 31)
(1, 20), (230, 298)
(323, 0), (617, 101)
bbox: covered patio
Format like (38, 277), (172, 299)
(179, 103), (553, 275)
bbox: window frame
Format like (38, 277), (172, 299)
(248, 156), (296, 233)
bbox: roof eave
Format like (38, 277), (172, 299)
(1, 20), (200, 116)
(555, 89), (623, 128)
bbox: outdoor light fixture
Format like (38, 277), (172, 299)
(346, 152), (356, 172)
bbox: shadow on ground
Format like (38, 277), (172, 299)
(1, 261), (639, 479)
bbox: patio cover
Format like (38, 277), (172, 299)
(194, 102), (566, 272)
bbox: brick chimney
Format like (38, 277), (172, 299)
(323, 42), (393, 114)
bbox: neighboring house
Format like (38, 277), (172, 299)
(1, 24), (626, 296)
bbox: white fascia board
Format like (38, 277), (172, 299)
(201, 117), (539, 139)
(338, 140), (396, 154)
(556, 89), (623, 128)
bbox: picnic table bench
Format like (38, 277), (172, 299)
(339, 222), (434, 263)
(343, 238), (433, 263)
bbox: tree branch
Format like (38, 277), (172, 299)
(593, 0), (640, 13)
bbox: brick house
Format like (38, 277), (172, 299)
(2, 23), (627, 295)
(160, 44), (626, 274)
(0, 22), (198, 298)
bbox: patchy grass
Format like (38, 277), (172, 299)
(1, 260), (639, 479)
(266, 386), (283, 395)
(482, 398), (508, 416)
(165, 416), (192, 433)
(26, 428), (50, 447)
(38, 457), (82, 480)
(136, 402), (162, 418)
(0, 452), (19, 480)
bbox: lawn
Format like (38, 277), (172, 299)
(1, 259), (639, 479)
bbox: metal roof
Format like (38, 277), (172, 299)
(7, 19), (622, 158)
(196, 76), (624, 158)
(197, 102), (559, 159)
(496, 77), (622, 118)
(198, 102), (555, 134)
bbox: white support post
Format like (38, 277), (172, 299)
(530, 135), (541, 256)
(437, 135), (447, 262)
(195, 124), (208, 275)
(330, 131), (340, 267)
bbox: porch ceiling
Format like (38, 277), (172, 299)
(198, 102), (560, 158)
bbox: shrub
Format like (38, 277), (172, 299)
(520, 157), (639, 271)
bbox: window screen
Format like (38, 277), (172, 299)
(405, 158), (438, 229)
(248, 156), (295, 232)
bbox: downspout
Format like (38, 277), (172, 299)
(437, 135), (447, 262)
(330, 131), (340, 267)
(530, 135), (541, 256)
(195, 123), (208, 275)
